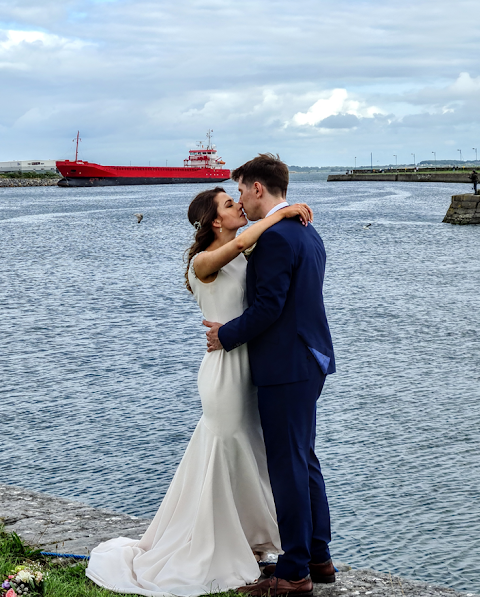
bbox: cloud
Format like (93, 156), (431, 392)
(317, 113), (360, 130)
(291, 89), (382, 128)
(0, 0), (480, 165)
(0, 30), (78, 50)
(449, 72), (480, 95)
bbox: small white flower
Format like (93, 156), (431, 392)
(17, 570), (33, 583)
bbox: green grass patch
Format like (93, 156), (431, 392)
(0, 524), (239, 597)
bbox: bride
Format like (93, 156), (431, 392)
(86, 187), (313, 597)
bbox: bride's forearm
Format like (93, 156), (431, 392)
(192, 212), (283, 280)
(193, 204), (311, 280)
(233, 211), (284, 252)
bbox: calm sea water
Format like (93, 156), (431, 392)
(1, 176), (479, 593)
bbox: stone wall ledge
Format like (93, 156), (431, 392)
(1, 483), (478, 597)
(0, 178), (60, 187)
(443, 193), (480, 225)
(327, 172), (473, 183)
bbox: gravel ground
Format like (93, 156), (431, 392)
(0, 178), (60, 186)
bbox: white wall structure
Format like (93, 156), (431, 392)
(0, 160), (59, 173)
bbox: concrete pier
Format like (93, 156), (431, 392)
(443, 193), (480, 224)
(0, 483), (478, 596)
(328, 172), (472, 183)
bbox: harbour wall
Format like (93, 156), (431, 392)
(1, 483), (478, 597)
(0, 178), (60, 187)
(328, 172), (472, 183)
(443, 193), (480, 224)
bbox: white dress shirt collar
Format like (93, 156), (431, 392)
(265, 202), (289, 218)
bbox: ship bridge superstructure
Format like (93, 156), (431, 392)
(185, 130), (226, 169)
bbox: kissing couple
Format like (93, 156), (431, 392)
(86, 153), (336, 597)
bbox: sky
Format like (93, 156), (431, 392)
(1, 0), (480, 168)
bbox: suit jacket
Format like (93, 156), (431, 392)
(218, 218), (335, 387)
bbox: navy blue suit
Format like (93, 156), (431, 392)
(219, 218), (335, 580)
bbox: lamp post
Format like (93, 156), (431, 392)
(411, 153), (416, 167)
(393, 154), (397, 171)
(432, 151), (436, 169)
(457, 149), (462, 163)
(370, 153), (373, 170)
(473, 148), (478, 162)
(354, 156), (356, 169)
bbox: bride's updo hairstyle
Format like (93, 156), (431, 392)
(185, 187), (226, 293)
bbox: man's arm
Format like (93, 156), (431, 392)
(211, 229), (294, 351)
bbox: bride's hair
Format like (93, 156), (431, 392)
(185, 187), (226, 293)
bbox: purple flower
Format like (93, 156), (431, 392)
(2, 581), (11, 589)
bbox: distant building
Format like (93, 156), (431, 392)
(0, 160), (59, 173)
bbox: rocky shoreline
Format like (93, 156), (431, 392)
(0, 178), (60, 187)
(1, 483), (477, 597)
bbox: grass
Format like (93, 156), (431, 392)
(0, 524), (238, 597)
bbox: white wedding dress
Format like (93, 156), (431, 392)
(86, 253), (281, 596)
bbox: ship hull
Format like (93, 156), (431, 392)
(58, 175), (230, 187)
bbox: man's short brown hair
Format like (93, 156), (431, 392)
(231, 153), (289, 197)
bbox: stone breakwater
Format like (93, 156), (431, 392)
(0, 178), (60, 187)
(328, 172), (472, 183)
(1, 484), (478, 597)
(443, 193), (480, 224)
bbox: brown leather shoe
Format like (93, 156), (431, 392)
(262, 561), (335, 584)
(237, 576), (313, 597)
(309, 559), (335, 584)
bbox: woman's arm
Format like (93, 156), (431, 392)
(193, 203), (313, 282)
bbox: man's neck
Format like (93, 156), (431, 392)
(259, 196), (286, 219)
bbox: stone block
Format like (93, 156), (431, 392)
(452, 194), (475, 201)
(453, 208), (473, 215)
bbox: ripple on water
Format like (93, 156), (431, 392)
(0, 179), (479, 592)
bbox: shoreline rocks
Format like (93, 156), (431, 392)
(0, 178), (60, 187)
(0, 483), (477, 597)
(0, 483), (150, 556)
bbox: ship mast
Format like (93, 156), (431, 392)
(206, 129), (213, 149)
(73, 131), (81, 162)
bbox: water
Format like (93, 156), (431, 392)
(1, 177), (479, 592)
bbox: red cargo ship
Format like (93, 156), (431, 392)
(57, 131), (230, 187)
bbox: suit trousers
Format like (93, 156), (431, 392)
(257, 355), (331, 581)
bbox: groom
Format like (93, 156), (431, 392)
(204, 153), (336, 597)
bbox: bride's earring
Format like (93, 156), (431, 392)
(220, 226), (223, 233)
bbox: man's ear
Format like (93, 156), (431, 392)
(254, 181), (263, 197)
